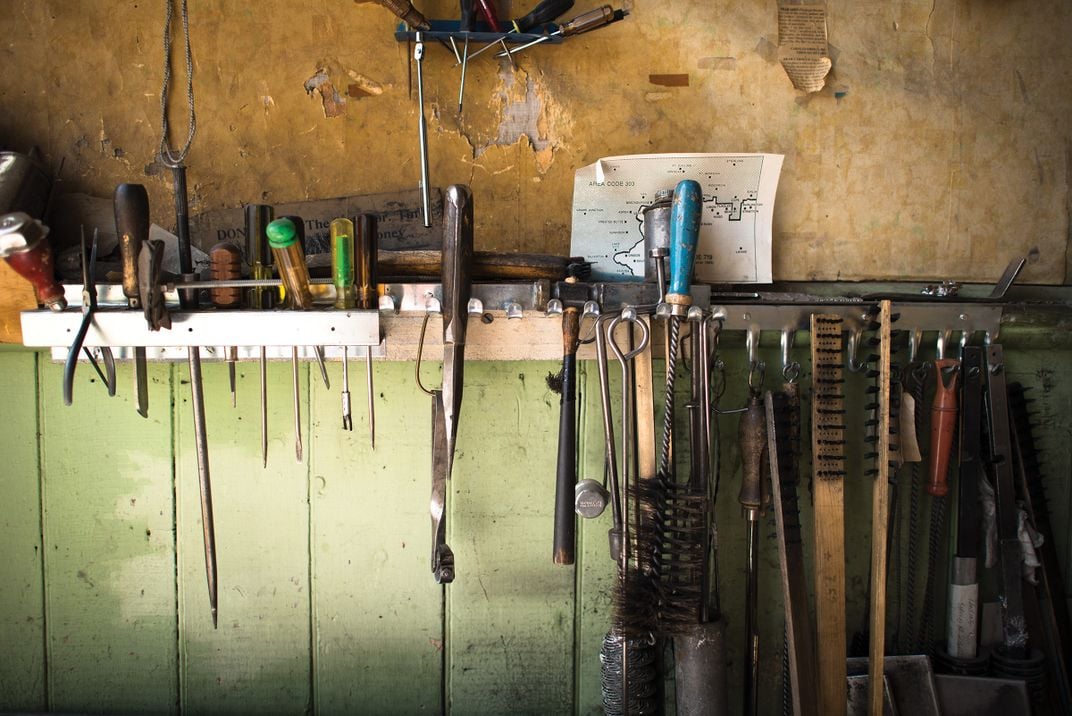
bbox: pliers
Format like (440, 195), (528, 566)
(63, 227), (116, 406)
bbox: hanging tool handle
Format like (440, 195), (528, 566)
(0, 213), (66, 311)
(113, 183), (150, 307)
(512, 0), (573, 32)
(356, 214), (379, 310)
(474, 0), (502, 31)
(553, 307), (580, 565)
(442, 186), (474, 346)
(927, 359), (960, 496)
(738, 393), (768, 513)
(666, 179), (702, 311)
(208, 242), (244, 308)
(561, 5), (625, 35)
(460, 0), (476, 31)
(374, 0), (431, 29)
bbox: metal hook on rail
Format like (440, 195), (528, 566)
(908, 327), (924, 364)
(847, 326), (868, 373)
(781, 328), (800, 384)
(578, 300), (602, 345)
(747, 360), (766, 395)
(414, 292), (441, 397)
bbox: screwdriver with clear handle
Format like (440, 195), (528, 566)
(497, 5), (627, 57)
(266, 217), (314, 462)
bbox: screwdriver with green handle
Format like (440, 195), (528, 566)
(331, 218), (356, 432)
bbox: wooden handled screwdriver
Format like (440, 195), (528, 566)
(356, 214), (379, 448)
(114, 184), (151, 418)
(208, 241), (243, 407)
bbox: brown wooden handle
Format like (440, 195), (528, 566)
(561, 306), (580, 356)
(927, 359), (960, 497)
(738, 393), (767, 511)
(114, 183), (150, 305)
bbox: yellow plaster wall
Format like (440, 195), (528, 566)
(1, 0), (1069, 284)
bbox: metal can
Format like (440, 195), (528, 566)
(641, 187), (673, 283)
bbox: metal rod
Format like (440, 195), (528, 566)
(260, 346), (268, 468)
(312, 345), (330, 389)
(365, 347), (376, 448)
(415, 32), (432, 228)
(188, 349), (218, 629)
(292, 347), (303, 463)
(341, 346), (353, 431)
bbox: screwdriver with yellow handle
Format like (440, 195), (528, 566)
(497, 5), (627, 57)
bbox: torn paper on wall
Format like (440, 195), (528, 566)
(778, 4), (831, 93)
(570, 153), (783, 283)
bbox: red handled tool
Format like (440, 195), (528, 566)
(0, 212), (66, 311)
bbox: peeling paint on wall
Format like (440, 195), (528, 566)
(304, 68), (345, 118)
(488, 70), (548, 152)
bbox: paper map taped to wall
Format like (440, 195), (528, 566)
(570, 153), (783, 283)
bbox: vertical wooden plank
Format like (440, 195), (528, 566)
(38, 358), (178, 713)
(310, 359), (443, 714)
(176, 358), (312, 713)
(0, 350), (46, 709)
(868, 303), (892, 716)
(448, 362), (575, 714)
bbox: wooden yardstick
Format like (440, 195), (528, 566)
(810, 313), (847, 716)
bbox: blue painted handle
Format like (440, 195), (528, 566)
(667, 179), (702, 299)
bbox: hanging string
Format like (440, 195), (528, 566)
(159, 0), (196, 167)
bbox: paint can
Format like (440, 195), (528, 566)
(642, 188), (673, 283)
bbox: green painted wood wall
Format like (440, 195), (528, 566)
(1, 337), (1071, 715)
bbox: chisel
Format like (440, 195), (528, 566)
(113, 183), (151, 418)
